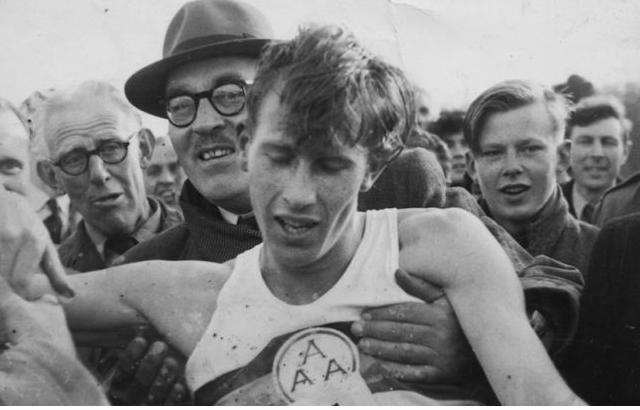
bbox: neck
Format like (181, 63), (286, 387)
(575, 181), (609, 205)
(261, 212), (365, 305)
(494, 190), (555, 238)
(209, 192), (253, 215)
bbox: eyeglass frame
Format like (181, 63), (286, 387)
(51, 130), (139, 176)
(162, 80), (251, 128)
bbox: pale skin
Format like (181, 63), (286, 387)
(23, 207), (582, 405)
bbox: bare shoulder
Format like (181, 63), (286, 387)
(396, 207), (514, 289)
(397, 207), (484, 247)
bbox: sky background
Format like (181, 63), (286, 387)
(1, 0), (639, 136)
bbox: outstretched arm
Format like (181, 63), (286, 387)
(398, 208), (584, 406)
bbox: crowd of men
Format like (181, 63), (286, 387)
(0, 0), (638, 405)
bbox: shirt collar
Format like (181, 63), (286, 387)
(85, 198), (163, 259)
(571, 183), (589, 219)
(217, 206), (254, 225)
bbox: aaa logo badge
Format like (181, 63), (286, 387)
(272, 327), (375, 405)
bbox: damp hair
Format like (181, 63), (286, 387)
(464, 80), (570, 154)
(246, 25), (415, 166)
(566, 95), (631, 143)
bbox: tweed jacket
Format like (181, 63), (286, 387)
(57, 196), (183, 272)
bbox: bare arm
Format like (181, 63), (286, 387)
(398, 208), (583, 406)
(31, 260), (230, 356)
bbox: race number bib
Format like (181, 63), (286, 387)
(272, 327), (375, 405)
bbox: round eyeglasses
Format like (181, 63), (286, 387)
(164, 81), (250, 128)
(52, 131), (138, 176)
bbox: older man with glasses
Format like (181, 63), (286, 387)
(35, 80), (183, 272)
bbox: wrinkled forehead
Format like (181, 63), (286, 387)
(47, 98), (136, 145)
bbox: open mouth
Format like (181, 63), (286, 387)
(197, 147), (235, 161)
(157, 190), (176, 202)
(275, 216), (319, 235)
(499, 184), (529, 195)
(92, 193), (122, 207)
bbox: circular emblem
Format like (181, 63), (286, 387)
(272, 327), (373, 405)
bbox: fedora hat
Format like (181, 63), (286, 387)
(125, 0), (274, 118)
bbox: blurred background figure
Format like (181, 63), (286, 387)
(414, 85), (438, 131)
(0, 98), (38, 199)
(144, 135), (186, 212)
(405, 126), (452, 184)
(20, 88), (80, 244)
(562, 95), (632, 224)
(553, 74), (596, 184)
(554, 74), (596, 104)
(429, 109), (475, 191)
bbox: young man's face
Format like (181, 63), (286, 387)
(143, 140), (185, 206)
(165, 56), (256, 214)
(569, 117), (629, 193)
(442, 132), (468, 185)
(468, 102), (564, 231)
(0, 110), (31, 196)
(244, 88), (376, 269)
(44, 98), (152, 237)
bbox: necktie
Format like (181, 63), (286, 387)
(43, 198), (63, 244)
(104, 236), (138, 266)
(238, 215), (259, 230)
(580, 203), (595, 224)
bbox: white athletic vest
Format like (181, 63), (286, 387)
(186, 208), (422, 392)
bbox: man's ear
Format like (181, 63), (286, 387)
(238, 131), (251, 172)
(556, 140), (571, 174)
(360, 160), (387, 192)
(622, 139), (633, 165)
(465, 151), (478, 181)
(37, 160), (65, 195)
(137, 128), (156, 168)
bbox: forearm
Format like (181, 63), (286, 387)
(447, 283), (584, 406)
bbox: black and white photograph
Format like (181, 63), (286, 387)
(0, 0), (639, 405)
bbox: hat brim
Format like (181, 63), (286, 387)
(125, 38), (270, 118)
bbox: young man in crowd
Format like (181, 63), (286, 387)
(560, 95), (632, 224)
(429, 110), (471, 188)
(465, 79), (599, 276)
(115, 0), (583, 403)
(0, 25), (584, 406)
(117, 0), (481, 403)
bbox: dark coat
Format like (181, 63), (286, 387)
(58, 197), (183, 272)
(480, 185), (599, 278)
(562, 214), (640, 405)
(593, 171), (640, 227)
(123, 180), (262, 264)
